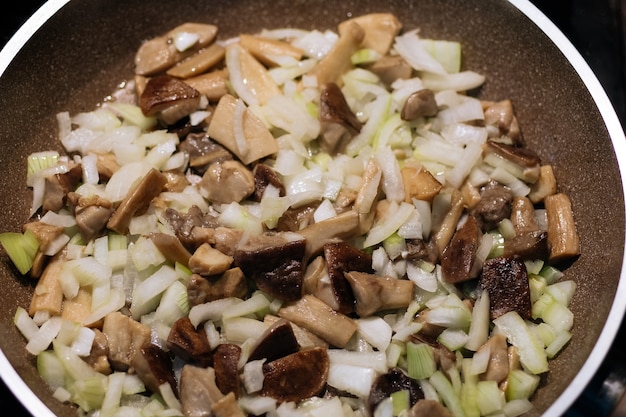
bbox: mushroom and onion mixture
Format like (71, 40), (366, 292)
(2, 13), (581, 417)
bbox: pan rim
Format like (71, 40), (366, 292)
(0, 0), (625, 416)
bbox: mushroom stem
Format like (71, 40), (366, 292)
(545, 193), (580, 262)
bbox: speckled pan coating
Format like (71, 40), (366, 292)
(0, 0), (623, 416)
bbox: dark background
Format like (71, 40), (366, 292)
(1, 0), (625, 416)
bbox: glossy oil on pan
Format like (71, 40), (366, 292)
(0, 0), (625, 416)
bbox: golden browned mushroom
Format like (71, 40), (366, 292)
(135, 22), (219, 76)
(213, 343), (242, 397)
(186, 268), (248, 306)
(401, 89), (439, 121)
(477, 333), (509, 384)
(528, 164), (557, 204)
(166, 317), (213, 367)
(308, 21), (365, 86)
(71, 194), (114, 242)
(233, 233), (307, 302)
(483, 99), (524, 146)
(401, 164), (443, 203)
(149, 232), (192, 266)
(409, 399), (454, 417)
(211, 392), (246, 417)
(139, 75), (201, 124)
(431, 188), (465, 257)
(198, 160), (256, 205)
(263, 314), (329, 349)
(207, 94), (278, 164)
(239, 33), (304, 67)
(184, 69), (230, 102)
(545, 193), (581, 262)
(484, 141), (541, 183)
(29, 252), (65, 317)
(102, 311), (151, 371)
(132, 343), (178, 396)
(344, 271), (415, 317)
(107, 168), (168, 235)
(337, 13), (402, 55)
(297, 209), (361, 258)
(260, 347), (330, 403)
(319, 82), (363, 154)
(248, 318), (300, 362)
(365, 55), (412, 86)
(179, 365), (225, 417)
(188, 243), (234, 276)
(440, 215), (482, 284)
(166, 43), (226, 79)
(278, 294), (357, 348)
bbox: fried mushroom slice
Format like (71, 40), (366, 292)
(260, 347), (329, 404)
(479, 256), (532, 320)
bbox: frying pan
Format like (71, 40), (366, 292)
(0, 0), (625, 416)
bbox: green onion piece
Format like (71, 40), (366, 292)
(429, 370), (465, 417)
(476, 380), (505, 415)
(27, 151), (60, 179)
(529, 276), (547, 304)
(546, 330), (572, 358)
(390, 389), (410, 416)
(539, 264), (564, 284)
(497, 218), (516, 239)
(505, 369), (540, 401)
(524, 259), (544, 276)
(487, 231), (504, 258)
(407, 342), (436, 380)
(351, 48), (382, 65)
(0, 230), (40, 275)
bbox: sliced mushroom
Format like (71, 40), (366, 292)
(187, 268), (248, 306)
(83, 329), (111, 375)
(261, 347), (329, 403)
(470, 181), (514, 232)
(248, 318), (299, 363)
(163, 205), (220, 251)
(308, 21), (365, 86)
(149, 232), (192, 266)
(107, 168), (168, 235)
(239, 34), (304, 67)
(431, 188), (465, 257)
(102, 311), (152, 371)
(545, 193), (580, 263)
(401, 164), (443, 203)
(503, 230), (549, 261)
(95, 153), (120, 182)
(441, 215), (482, 284)
(179, 365), (224, 417)
(135, 22), (219, 76)
(297, 209), (362, 258)
(132, 343), (177, 396)
(319, 82), (362, 154)
(477, 333), (509, 384)
(67, 193), (113, 242)
(528, 164), (558, 204)
(479, 256), (532, 320)
(23, 221), (64, 255)
(139, 75), (201, 124)
(62, 288), (98, 327)
(213, 343), (242, 397)
(207, 94), (278, 165)
(409, 399), (454, 417)
(167, 43), (226, 79)
(252, 163), (286, 202)
(29, 252), (65, 317)
(483, 99), (524, 146)
(337, 13), (402, 55)
(368, 368), (424, 414)
(211, 392), (246, 417)
(184, 69), (230, 102)
(485, 141), (541, 183)
(323, 242), (374, 315)
(401, 89), (438, 121)
(233, 232), (306, 301)
(179, 132), (233, 175)
(263, 314), (329, 349)
(278, 294), (357, 348)
(198, 160), (255, 205)
(344, 271), (415, 317)
(189, 243), (234, 276)
(166, 317), (213, 367)
(43, 163), (82, 213)
(510, 196), (539, 233)
(365, 55), (412, 86)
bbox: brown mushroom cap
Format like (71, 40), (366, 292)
(139, 74), (201, 117)
(260, 347), (329, 403)
(248, 318), (300, 363)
